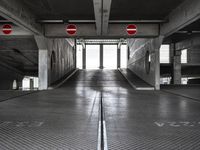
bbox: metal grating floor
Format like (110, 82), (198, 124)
(1, 70), (200, 149)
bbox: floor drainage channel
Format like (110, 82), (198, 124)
(97, 92), (108, 150)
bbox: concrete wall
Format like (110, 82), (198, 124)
(0, 66), (23, 90)
(175, 36), (200, 64)
(47, 38), (76, 85)
(127, 37), (163, 90)
(188, 46), (200, 64)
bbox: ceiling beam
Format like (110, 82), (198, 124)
(102, 0), (112, 35)
(37, 19), (167, 24)
(0, 0), (43, 35)
(45, 23), (159, 38)
(0, 24), (32, 36)
(161, 0), (200, 37)
(93, 0), (102, 35)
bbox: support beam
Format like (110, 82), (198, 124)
(34, 36), (48, 90)
(161, 0), (200, 37)
(93, 0), (102, 35)
(117, 47), (121, 68)
(100, 44), (103, 69)
(102, 0), (112, 35)
(0, 0), (43, 35)
(175, 36), (200, 50)
(82, 47), (86, 69)
(45, 24), (159, 38)
(0, 25), (32, 36)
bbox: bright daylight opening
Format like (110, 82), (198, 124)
(181, 49), (187, 64)
(76, 40), (128, 69)
(22, 76), (39, 91)
(121, 45), (128, 68)
(160, 44), (170, 63)
(86, 45), (100, 69)
(103, 45), (117, 69)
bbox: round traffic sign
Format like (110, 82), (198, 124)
(126, 24), (137, 35)
(2, 24), (12, 35)
(66, 24), (77, 35)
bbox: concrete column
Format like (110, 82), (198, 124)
(30, 78), (34, 90)
(117, 47), (121, 68)
(100, 44), (103, 69)
(35, 36), (48, 90)
(82, 47), (86, 69)
(39, 50), (48, 90)
(173, 51), (182, 84)
(17, 80), (22, 90)
(127, 46), (130, 61)
(170, 43), (182, 84)
(74, 45), (77, 69)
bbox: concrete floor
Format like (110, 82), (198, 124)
(161, 85), (200, 102)
(0, 91), (33, 102)
(0, 70), (200, 149)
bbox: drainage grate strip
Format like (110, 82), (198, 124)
(97, 91), (108, 150)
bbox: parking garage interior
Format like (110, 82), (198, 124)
(0, 0), (200, 149)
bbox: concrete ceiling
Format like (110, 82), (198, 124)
(21, 0), (95, 20)
(20, 0), (185, 21)
(181, 19), (200, 31)
(110, 0), (185, 20)
(0, 37), (38, 76)
(164, 19), (200, 43)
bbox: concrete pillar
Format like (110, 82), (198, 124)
(35, 36), (48, 90)
(39, 50), (48, 90)
(30, 78), (34, 90)
(127, 46), (130, 61)
(17, 80), (22, 90)
(74, 44), (77, 68)
(173, 51), (182, 84)
(170, 43), (182, 84)
(100, 44), (103, 69)
(117, 47), (121, 68)
(82, 47), (86, 69)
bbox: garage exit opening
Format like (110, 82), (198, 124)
(76, 40), (127, 69)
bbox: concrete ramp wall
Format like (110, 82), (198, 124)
(127, 37), (163, 90)
(47, 38), (76, 85)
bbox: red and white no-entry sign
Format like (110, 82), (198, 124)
(2, 24), (12, 35)
(126, 24), (137, 35)
(66, 24), (77, 35)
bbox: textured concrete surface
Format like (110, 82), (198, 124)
(127, 37), (163, 90)
(161, 85), (200, 101)
(119, 68), (154, 90)
(0, 66), (23, 90)
(0, 70), (100, 150)
(1, 70), (200, 149)
(0, 91), (32, 102)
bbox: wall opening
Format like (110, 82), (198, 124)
(145, 51), (151, 74)
(181, 49), (187, 64)
(12, 80), (17, 90)
(103, 45), (117, 69)
(160, 44), (170, 63)
(121, 45), (127, 68)
(22, 76), (38, 91)
(86, 45), (100, 69)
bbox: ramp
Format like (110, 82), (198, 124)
(119, 68), (155, 90)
